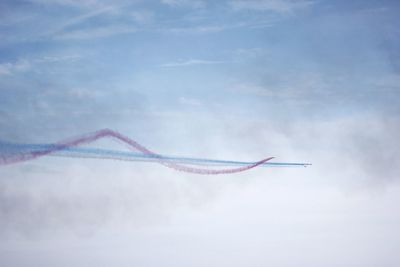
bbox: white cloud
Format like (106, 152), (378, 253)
(232, 83), (314, 100)
(38, 54), (82, 63)
(28, 0), (122, 9)
(232, 47), (269, 60)
(231, 72), (332, 102)
(161, 0), (205, 9)
(54, 25), (137, 40)
(0, 60), (30, 76)
(233, 83), (276, 97)
(0, 54), (83, 76)
(230, 0), (313, 13)
(370, 74), (400, 91)
(179, 96), (202, 107)
(164, 25), (226, 34)
(160, 59), (225, 67)
(130, 10), (155, 24)
(45, 5), (120, 37)
(161, 19), (275, 34)
(66, 88), (103, 99)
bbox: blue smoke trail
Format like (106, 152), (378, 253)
(0, 141), (310, 168)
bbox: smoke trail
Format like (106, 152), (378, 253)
(0, 142), (310, 168)
(0, 129), (276, 175)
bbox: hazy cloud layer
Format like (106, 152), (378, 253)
(0, 113), (398, 236)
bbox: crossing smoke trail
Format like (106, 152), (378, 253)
(0, 129), (309, 174)
(0, 143), (309, 168)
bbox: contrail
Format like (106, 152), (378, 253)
(0, 129), (310, 174)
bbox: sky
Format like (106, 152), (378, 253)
(0, 0), (400, 266)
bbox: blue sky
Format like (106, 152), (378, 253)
(1, 1), (400, 266)
(1, 0), (399, 143)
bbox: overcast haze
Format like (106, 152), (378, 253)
(0, 0), (400, 266)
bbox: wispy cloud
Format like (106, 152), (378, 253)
(230, 0), (314, 13)
(54, 6), (118, 30)
(28, 0), (116, 9)
(161, 19), (275, 35)
(37, 54), (82, 63)
(231, 47), (269, 60)
(0, 60), (30, 76)
(130, 10), (155, 24)
(369, 74), (400, 91)
(0, 54), (81, 76)
(160, 59), (225, 67)
(232, 73), (329, 100)
(161, 0), (205, 9)
(42, 5), (123, 40)
(54, 25), (137, 40)
(178, 96), (202, 107)
(163, 25), (226, 34)
(232, 83), (282, 98)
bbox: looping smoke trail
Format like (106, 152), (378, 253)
(1, 143), (309, 168)
(0, 129), (275, 175)
(0, 143), (309, 168)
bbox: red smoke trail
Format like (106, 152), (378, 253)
(0, 129), (273, 175)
